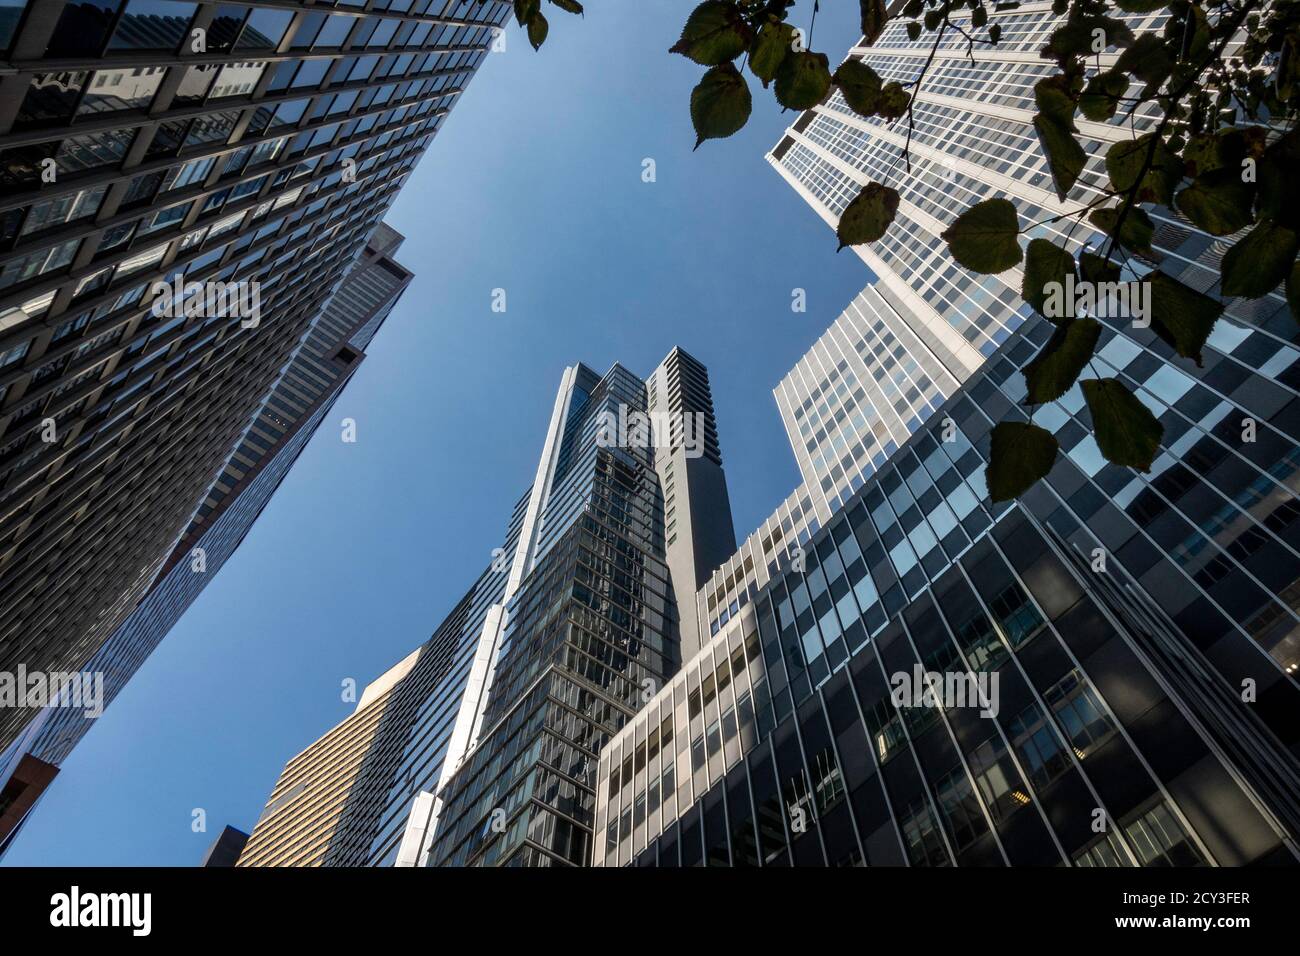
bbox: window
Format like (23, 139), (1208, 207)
(935, 766), (985, 851)
(968, 735), (1031, 822)
(20, 185), (109, 236)
(0, 237), (80, 292)
(1007, 702), (1071, 789)
(1123, 800), (1205, 866)
(236, 7), (292, 51)
(78, 66), (164, 114)
(109, 0), (197, 53)
(44, 0), (120, 58)
(17, 71), (89, 126)
(988, 582), (1044, 647)
(1044, 670), (1114, 755)
(899, 797), (950, 866)
(170, 63), (219, 105)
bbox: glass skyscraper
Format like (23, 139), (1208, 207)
(237, 347), (738, 867)
(0, 0), (510, 752)
(0, 220), (412, 854)
(592, 8), (1300, 867)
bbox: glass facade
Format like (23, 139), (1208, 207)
(239, 350), (737, 866)
(21, 224), (412, 769)
(596, 298), (1300, 867)
(0, 0), (510, 752)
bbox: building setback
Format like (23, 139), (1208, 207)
(0, 0), (511, 751)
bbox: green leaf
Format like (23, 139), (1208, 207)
(1023, 319), (1102, 405)
(526, 10), (548, 49)
(670, 1), (749, 66)
(690, 63), (752, 149)
(1147, 272), (1223, 367)
(514, 0), (539, 26)
(1220, 221), (1300, 299)
(1079, 251), (1121, 283)
(1183, 127), (1255, 178)
(833, 59), (883, 116)
(1115, 34), (1172, 90)
(1082, 378), (1163, 471)
(941, 197), (1019, 273)
(906, 21), (921, 41)
(749, 22), (794, 87)
(860, 0), (890, 46)
(941, 198), (1022, 273)
(1105, 134), (1183, 206)
(987, 421), (1059, 501)
(836, 182), (900, 250)
(1033, 115), (1085, 201)
(1174, 170), (1254, 237)
(1034, 76), (1077, 129)
(1256, 128), (1300, 229)
(549, 0), (583, 13)
(989, 23), (1001, 44)
(972, 5), (987, 28)
(775, 51), (832, 111)
(1078, 71), (1127, 122)
(876, 81), (910, 119)
(1021, 238), (1076, 318)
(1114, 0), (1166, 11)
(1089, 206), (1156, 258)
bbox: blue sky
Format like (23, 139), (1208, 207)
(4, 1), (869, 865)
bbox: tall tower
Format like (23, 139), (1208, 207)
(237, 350), (737, 867)
(646, 347), (736, 659)
(590, 10), (1300, 868)
(1, 224), (412, 780)
(0, 0), (511, 742)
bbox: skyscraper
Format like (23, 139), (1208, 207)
(3, 223), (411, 777)
(598, 283), (1300, 864)
(0, 0), (510, 746)
(591, 9), (1300, 867)
(237, 348), (738, 867)
(766, 5), (1193, 511)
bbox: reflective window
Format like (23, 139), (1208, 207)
(20, 184), (109, 236)
(45, 0), (121, 58)
(210, 62), (266, 99)
(170, 64), (219, 106)
(79, 66), (165, 114)
(235, 7), (292, 50)
(1044, 670), (1114, 755)
(108, 0), (198, 53)
(17, 71), (89, 127)
(206, 4), (247, 51)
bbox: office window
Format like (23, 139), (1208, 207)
(236, 7), (292, 51)
(1007, 702), (1071, 789)
(1044, 670), (1114, 755)
(109, 0), (198, 53)
(1123, 800), (1205, 866)
(45, 0), (121, 57)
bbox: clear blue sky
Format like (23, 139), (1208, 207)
(4, 1), (868, 865)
